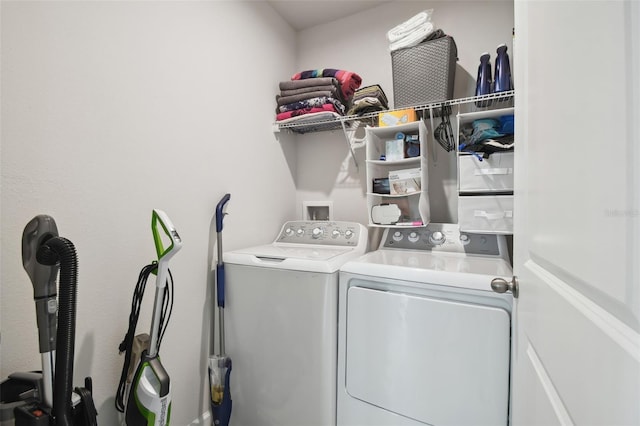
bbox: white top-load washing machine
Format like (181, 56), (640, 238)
(223, 220), (368, 426)
(337, 223), (514, 426)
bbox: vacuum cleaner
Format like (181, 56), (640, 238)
(0, 215), (97, 426)
(115, 210), (182, 426)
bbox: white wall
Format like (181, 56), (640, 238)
(0, 1), (297, 424)
(294, 0), (514, 230)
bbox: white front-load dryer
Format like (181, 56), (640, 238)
(337, 224), (514, 426)
(223, 221), (367, 426)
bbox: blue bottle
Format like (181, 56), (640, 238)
(494, 43), (513, 93)
(475, 53), (492, 107)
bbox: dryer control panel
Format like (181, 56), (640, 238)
(381, 223), (501, 256)
(276, 221), (366, 247)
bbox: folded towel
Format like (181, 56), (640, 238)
(353, 96), (387, 107)
(352, 84), (388, 107)
(291, 68), (362, 100)
(387, 9), (433, 43)
(347, 98), (388, 116)
(278, 96), (346, 115)
(276, 104), (339, 121)
(275, 111), (342, 128)
(276, 89), (341, 107)
(279, 84), (340, 98)
(389, 22), (435, 51)
(279, 77), (338, 91)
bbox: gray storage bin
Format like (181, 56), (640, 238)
(391, 36), (458, 108)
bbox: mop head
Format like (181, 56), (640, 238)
(208, 356), (231, 405)
(209, 356), (232, 426)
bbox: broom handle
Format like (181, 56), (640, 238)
(215, 194), (231, 355)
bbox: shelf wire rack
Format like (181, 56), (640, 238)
(273, 90), (515, 170)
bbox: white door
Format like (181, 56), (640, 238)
(512, 1), (640, 424)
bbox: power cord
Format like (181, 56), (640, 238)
(114, 262), (174, 413)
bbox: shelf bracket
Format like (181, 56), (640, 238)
(339, 119), (366, 171)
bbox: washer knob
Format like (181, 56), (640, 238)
(332, 229), (341, 239)
(344, 230), (354, 239)
(408, 232), (419, 243)
(460, 234), (470, 245)
(392, 231), (403, 242)
(296, 228), (304, 237)
(285, 228), (294, 237)
(312, 227), (323, 239)
(430, 231), (445, 245)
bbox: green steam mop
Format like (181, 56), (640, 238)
(115, 209), (182, 426)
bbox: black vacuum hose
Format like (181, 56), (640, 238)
(37, 236), (77, 426)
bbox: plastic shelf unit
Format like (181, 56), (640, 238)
(456, 107), (515, 234)
(365, 120), (431, 228)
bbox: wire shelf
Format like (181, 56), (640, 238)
(274, 90), (515, 171)
(276, 113), (377, 134)
(274, 91), (515, 134)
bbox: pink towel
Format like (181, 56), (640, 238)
(291, 68), (362, 100)
(276, 103), (338, 121)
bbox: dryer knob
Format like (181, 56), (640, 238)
(408, 232), (419, 243)
(392, 231), (403, 242)
(430, 231), (445, 245)
(285, 228), (294, 237)
(296, 228), (304, 237)
(345, 230), (354, 239)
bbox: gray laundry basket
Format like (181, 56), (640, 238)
(391, 36), (458, 108)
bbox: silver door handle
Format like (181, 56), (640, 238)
(491, 276), (519, 298)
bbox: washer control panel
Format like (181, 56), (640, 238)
(277, 221), (363, 246)
(381, 223), (500, 256)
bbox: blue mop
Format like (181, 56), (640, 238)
(209, 193), (232, 426)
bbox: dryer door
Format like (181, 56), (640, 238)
(346, 286), (510, 426)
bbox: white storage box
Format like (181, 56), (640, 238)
(389, 168), (421, 195)
(458, 195), (513, 234)
(458, 152), (514, 193)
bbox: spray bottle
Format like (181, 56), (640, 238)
(475, 52), (493, 107)
(494, 43), (513, 93)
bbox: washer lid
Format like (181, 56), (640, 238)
(232, 244), (352, 260)
(340, 249), (513, 291)
(224, 243), (362, 273)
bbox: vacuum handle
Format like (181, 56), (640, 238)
(151, 209), (183, 263)
(215, 194), (231, 233)
(149, 211), (182, 358)
(34, 297), (57, 353)
(22, 215), (59, 299)
(22, 215), (60, 357)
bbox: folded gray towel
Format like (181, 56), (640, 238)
(276, 90), (339, 107)
(280, 85), (338, 97)
(279, 77), (338, 90)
